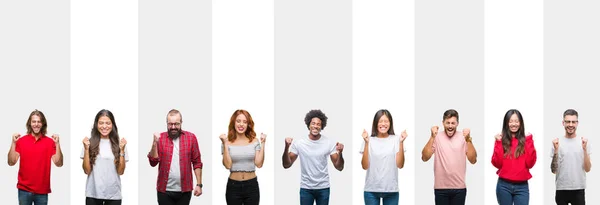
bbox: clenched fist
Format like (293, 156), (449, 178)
(83, 137), (90, 150)
(431, 126), (439, 138)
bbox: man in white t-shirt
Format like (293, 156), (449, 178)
(550, 109), (592, 205)
(282, 109), (345, 205)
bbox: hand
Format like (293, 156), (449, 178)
(12, 133), (21, 143)
(285, 137), (293, 147)
(260, 133), (267, 144)
(120, 138), (127, 150)
(400, 129), (408, 143)
(463, 128), (471, 142)
(335, 142), (344, 153)
(153, 133), (160, 144)
(582, 137), (588, 151)
(431, 126), (439, 138)
(52, 134), (60, 144)
(362, 129), (369, 143)
(193, 185), (202, 196)
(552, 138), (559, 153)
(495, 133), (502, 141)
(83, 137), (90, 150)
(219, 134), (228, 144)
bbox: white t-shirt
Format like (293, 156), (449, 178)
(290, 135), (338, 189)
(550, 136), (592, 190)
(360, 135), (401, 192)
(167, 137), (182, 191)
(80, 138), (129, 200)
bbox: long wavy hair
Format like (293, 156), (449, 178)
(89, 109), (120, 169)
(370, 109), (395, 137)
(26, 109), (48, 136)
(227, 109), (256, 143)
(502, 109), (526, 158)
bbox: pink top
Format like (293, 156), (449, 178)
(433, 130), (467, 189)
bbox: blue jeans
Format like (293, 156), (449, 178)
(364, 191), (399, 205)
(18, 189), (48, 205)
(434, 189), (466, 205)
(496, 178), (529, 205)
(300, 188), (330, 205)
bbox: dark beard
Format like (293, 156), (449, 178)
(168, 129), (181, 140)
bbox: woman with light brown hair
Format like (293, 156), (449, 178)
(219, 109), (266, 205)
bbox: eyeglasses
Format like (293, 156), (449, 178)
(564, 120), (578, 124)
(168, 122), (181, 127)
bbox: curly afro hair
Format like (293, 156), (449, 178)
(304, 109), (328, 130)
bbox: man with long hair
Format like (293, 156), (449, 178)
(7, 109), (64, 205)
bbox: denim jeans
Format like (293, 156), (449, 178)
(18, 189), (48, 205)
(300, 188), (330, 205)
(157, 191), (191, 205)
(364, 191), (399, 205)
(434, 189), (466, 205)
(496, 178), (529, 205)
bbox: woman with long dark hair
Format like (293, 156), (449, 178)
(219, 109), (266, 205)
(81, 109), (128, 205)
(360, 109), (407, 205)
(492, 109), (537, 205)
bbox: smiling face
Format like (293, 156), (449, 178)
(30, 115), (42, 135)
(443, 116), (458, 137)
(309, 117), (322, 136)
(377, 114), (390, 134)
(509, 114), (521, 133)
(563, 115), (578, 135)
(235, 113), (248, 134)
(97, 116), (113, 137)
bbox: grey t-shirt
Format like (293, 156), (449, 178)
(222, 141), (261, 172)
(167, 138), (181, 191)
(80, 138), (129, 199)
(550, 136), (592, 190)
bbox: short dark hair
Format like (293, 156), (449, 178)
(304, 109), (328, 130)
(443, 109), (459, 122)
(563, 109), (578, 118)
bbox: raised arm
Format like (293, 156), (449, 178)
(7, 133), (20, 166)
(282, 137), (298, 169)
(421, 126), (438, 162)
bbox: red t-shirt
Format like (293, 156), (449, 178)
(491, 134), (537, 182)
(15, 134), (56, 194)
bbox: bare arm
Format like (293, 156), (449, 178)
(361, 141), (369, 170)
(115, 138), (127, 175)
(422, 137), (435, 162)
(8, 137), (20, 166)
(331, 152), (344, 171)
(255, 142), (265, 168)
(466, 140), (477, 164)
(282, 138), (297, 169)
(52, 135), (64, 167)
(396, 142), (405, 168)
(584, 147), (591, 172)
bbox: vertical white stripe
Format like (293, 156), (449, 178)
(485, 0), (544, 204)
(71, 1), (139, 204)
(212, 0), (274, 204)
(353, 0), (415, 204)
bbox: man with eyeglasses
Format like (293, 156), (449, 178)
(148, 109), (203, 205)
(550, 109), (592, 205)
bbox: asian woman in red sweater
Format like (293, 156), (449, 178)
(491, 109), (537, 205)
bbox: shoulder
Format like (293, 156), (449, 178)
(182, 130), (197, 138)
